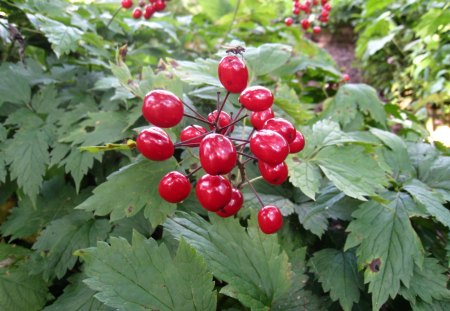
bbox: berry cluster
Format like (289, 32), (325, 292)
(284, 0), (332, 33)
(135, 48), (305, 234)
(121, 0), (168, 20)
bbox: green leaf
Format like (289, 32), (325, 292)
(274, 84), (313, 124)
(170, 58), (221, 88)
(308, 249), (363, 311)
(412, 300), (450, 311)
(399, 258), (450, 305)
(60, 148), (102, 192)
(44, 273), (113, 311)
(28, 14), (83, 57)
(77, 159), (177, 226)
(0, 243), (50, 311)
(245, 44), (292, 76)
(165, 212), (293, 310)
(286, 159), (322, 200)
(0, 65), (31, 106)
(294, 202), (328, 237)
(314, 145), (388, 201)
(30, 211), (111, 281)
(345, 195), (424, 310)
(77, 232), (217, 311)
(403, 179), (450, 228)
(31, 85), (62, 114)
(197, 0), (235, 21)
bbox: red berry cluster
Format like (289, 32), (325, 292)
(284, 0), (331, 33)
(121, 0), (168, 20)
(135, 49), (305, 234)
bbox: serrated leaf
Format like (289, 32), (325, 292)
(309, 249), (363, 311)
(245, 44), (292, 76)
(399, 258), (450, 305)
(44, 273), (113, 311)
(294, 202), (328, 237)
(171, 58), (221, 88)
(165, 212), (293, 310)
(345, 195), (425, 310)
(286, 159), (322, 200)
(77, 233), (216, 311)
(0, 65), (31, 106)
(0, 243), (50, 311)
(77, 159), (177, 225)
(30, 211), (111, 281)
(412, 300), (450, 311)
(31, 85), (62, 114)
(275, 84), (312, 125)
(314, 145), (388, 200)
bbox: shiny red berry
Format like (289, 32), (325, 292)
(121, 0), (133, 9)
(218, 55), (249, 93)
(239, 86), (274, 112)
(285, 17), (293, 26)
(153, 0), (166, 11)
(199, 134), (237, 175)
(208, 110), (234, 133)
(262, 118), (296, 144)
(323, 3), (332, 11)
(216, 188), (243, 217)
(132, 8), (143, 19)
(250, 130), (289, 165)
(301, 19), (310, 30)
(258, 161), (288, 185)
(289, 130), (305, 153)
(293, 7), (300, 15)
(313, 26), (321, 34)
(258, 205), (283, 234)
(142, 90), (183, 128)
(321, 9), (329, 18)
(180, 125), (208, 146)
(343, 73), (350, 82)
(158, 171), (191, 203)
(250, 108), (274, 130)
(196, 175), (232, 211)
(136, 127), (174, 161)
(144, 5), (155, 18)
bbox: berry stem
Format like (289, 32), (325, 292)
(174, 131), (211, 146)
(228, 137), (249, 143)
(216, 92), (220, 112)
(186, 165), (203, 178)
(182, 102), (209, 122)
(244, 175), (264, 207)
(214, 91), (230, 127)
(219, 114), (248, 132)
(241, 157), (254, 165)
(106, 6), (122, 28)
(183, 113), (213, 125)
(236, 151), (258, 161)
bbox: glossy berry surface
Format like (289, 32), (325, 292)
(343, 73), (350, 82)
(258, 205), (283, 234)
(132, 8), (143, 19)
(250, 108), (275, 130)
(289, 130), (305, 153)
(142, 90), (184, 128)
(158, 171), (191, 203)
(258, 161), (288, 185)
(199, 134), (237, 175)
(208, 110), (234, 133)
(218, 55), (248, 93)
(284, 17), (293, 26)
(313, 26), (321, 34)
(239, 86), (274, 112)
(301, 19), (310, 30)
(121, 0), (133, 9)
(153, 0), (166, 11)
(196, 175), (232, 211)
(250, 130), (289, 165)
(262, 118), (297, 144)
(216, 188), (243, 217)
(180, 125), (208, 146)
(136, 127), (174, 161)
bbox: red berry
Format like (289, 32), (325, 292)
(250, 130), (289, 165)
(293, 7), (300, 15)
(153, 0), (166, 11)
(144, 5), (155, 18)
(132, 8), (143, 19)
(207, 110), (234, 133)
(158, 171), (191, 203)
(216, 188), (243, 217)
(218, 55), (249, 93)
(343, 73), (350, 82)
(121, 0), (133, 9)
(196, 175), (232, 211)
(299, 4), (308, 11)
(180, 125), (208, 146)
(313, 0), (319, 5)
(321, 9), (329, 18)
(313, 26), (321, 34)
(258, 161), (288, 185)
(239, 86), (274, 112)
(301, 19), (310, 30)
(262, 118), (296, 144)
(142, 90), (183, 128)
(321, 0), (328, 4)
(139, 0), (146, 7)
(199, 134), (237, 175)
(285, 17), (293, 26)
(304, 0), (312, 7)
(323, 3), (332, 11)
(258, 205), (283, 234)
(250, 108), (274, 130)
(136, 127), (174, 161)
(320, 15), (329, 23)
(289, 130), (305, 153)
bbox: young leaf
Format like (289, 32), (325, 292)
(30, 211), (111, 281)
(345, 194), (425, 310)
(77, 233), (217, 311)
(164, 212), (293, 310)
(77, 159), (177, 226)
(308, 249), (363, 311)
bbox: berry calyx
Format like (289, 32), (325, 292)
(218, 55), (249, 93)
(250, 108), (275, 130)
(216, 188), (243, 217)
(208, 110), (234, 133)
(121, 0), (133, 9)
(142, 90), (184, 128)
(132, 8), (143, 19)
(258, 161), (288, 185)
(285, 17), (293, 26)
(262, 118), (296, 144)
(250, 130), (289, 165)
(180, 125), (208, 146)
(158, 171), (191, 203)
(239, 86), (274, 112)
(258, 205), (283, 234)
(196, 174), (232, 211)
(136, 127), (174, 161)
(199, 134), (237, 175)
(301, 19), (310, 30)
(289, 130), (305, 153)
